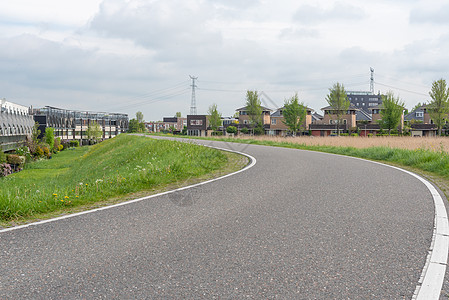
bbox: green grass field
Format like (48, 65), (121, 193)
(0, 135), (239, 223)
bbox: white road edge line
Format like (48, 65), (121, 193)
(0, 146), (257, 234)
(304, 150), (448, 299)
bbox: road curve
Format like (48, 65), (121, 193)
(0, 138), (447, 299)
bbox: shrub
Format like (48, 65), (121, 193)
(350, 133), (359, 137)
(253, 126), (264, 135)
(226, 126), (237, 134)
(69, 140), (80, 147)
(367, 133), (374, 137)
(35, 146), (44, 157)
(7, 154), (23, 165)
(0, 163), (12, 177)
(340, 133), (349, 136)
(44, 127), (55, 150)
(241, 128), (249, 134)
(53, 137), (61, 152)
(0, 151), (6, 163)
(212, 131), (223, 136)
(42, 146), (51, 158)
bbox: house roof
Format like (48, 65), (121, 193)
(312, 112), (323, 121)
(235, 105), (272, 112)
(411, 123), (437, 130)
(404, 105), (426, 121)
(355, 110), (372, 121)
(321, 105), (359, 111)
(270, 106), (313, 117)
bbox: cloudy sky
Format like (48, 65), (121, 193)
(1, 0), (448, 120)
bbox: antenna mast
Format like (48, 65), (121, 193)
(370, 67), (374, 94)
(189, 75), (198, 115)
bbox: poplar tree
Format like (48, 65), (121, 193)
(428, 79), (449, 136)
(282, 93), (306, 136)
(326, 83), (350, 136)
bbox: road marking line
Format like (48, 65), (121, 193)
(0, 146), (256, 234)
(299, 150), (448, 299)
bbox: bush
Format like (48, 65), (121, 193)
(7, 154), (23, 165)
(35, 146), (44, 157)
(69, 140), (80, 147)
(253, 126), (264, 135)
(45, 127), (55, 150)
(53, 137), (61, 153)
(367, 133), (374, 137)
(0, 151), (6, 163)
(350, 133), (359, 137)
(340, 133), (349, 136)
(226, 126), (237, 134)
(42, 146), (51, 158)
(0, 163), (12, 177)
(241, 127), (249, 134)
(212, 131), (223, 136)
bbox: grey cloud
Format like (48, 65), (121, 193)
(410, 4), (449, 24)
(293, 2), (366, 25)
(89, 0), (223, 52)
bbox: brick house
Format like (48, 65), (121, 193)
(267, 107), (313, 136)
(309, 105), (358, 136)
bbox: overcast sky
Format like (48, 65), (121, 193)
(1, 0), (448, 120)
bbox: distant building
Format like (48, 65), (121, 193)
(32, 106), (128, 143)
(347, 91), (382, 114)
(187, 115), (209, 136)
(0, 99), (35, 151)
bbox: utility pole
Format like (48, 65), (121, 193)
(189, 75), (198, 115)
(370, 67), (374, 94)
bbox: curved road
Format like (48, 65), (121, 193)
(0, 139), (447, 299)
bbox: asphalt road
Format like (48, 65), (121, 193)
(0, 138), (447, 299)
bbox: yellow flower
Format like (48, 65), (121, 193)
(53, 193), (57, 196)
(64, 196), (69, 199)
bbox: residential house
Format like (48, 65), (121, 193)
(267, 106), (313, 136)
(309, 105), (358, 136)
(187, 115), (209, 136)
(404, 105), (438, 136)
(347, 91), (382, 114)
(235, 106), (272, 133)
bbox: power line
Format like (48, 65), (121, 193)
(375, 81), (428, 97)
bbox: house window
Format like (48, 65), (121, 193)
(416, 111), (423, 118)
(271, 119), (276, 125)
(244, 120), (248, 124)
(190, 119), (203, 126)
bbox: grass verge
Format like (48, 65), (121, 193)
(0, 134), (248, 227)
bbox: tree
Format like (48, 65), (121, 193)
(326, 83), (350, 136)
(428, 79), (449, 136)
(136, 111), (144, 124)
(87, 121), (103, 144)
(128, 119), (140, 133)
(175, 112), (182, 118)
(128, 112), (146, 133)
(411, 102), (423, 113)
(379, 91), (405, 135)
(245, 90), (263, 134)
(282, 93), (307, 136)
(207, 103), (222, 131)
(44, 127), (55, 150)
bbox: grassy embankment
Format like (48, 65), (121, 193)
(153, 134), (449, 195)
(0, 134), (247, 226)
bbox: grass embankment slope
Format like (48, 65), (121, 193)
(0, 134), (247, 227)
(154, 134), (449, 197)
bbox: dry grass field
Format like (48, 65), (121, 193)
(236, 136), (449, 152)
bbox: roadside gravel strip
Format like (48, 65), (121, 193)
(0, 138), (448, 299)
